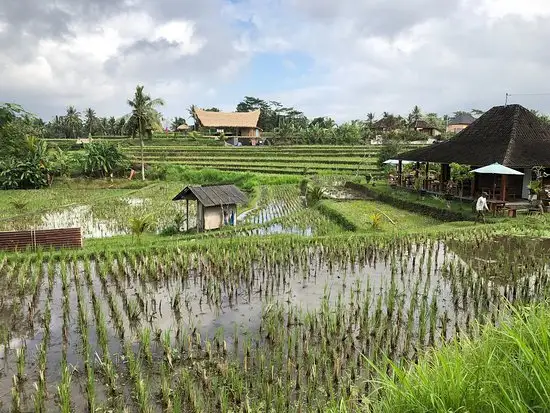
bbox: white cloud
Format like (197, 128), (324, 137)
(2, 0), (550, 122)
(153, 20), (205, 55)
(474, 0), (550, 20)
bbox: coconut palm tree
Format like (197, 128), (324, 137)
(408, 105), (422, 127)
(84, 108), (98, 136)
(187, 105), (199, 130)
(171, 117), (187, 132)
(108, 117), (117, 135)
(116, 118), (126, 136)
(64, 106), (81, 139)
(127, 85), (164, 180)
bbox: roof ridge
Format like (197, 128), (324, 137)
(503, 105), (522, 165)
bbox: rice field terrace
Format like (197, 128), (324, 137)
(0, 233), (549, 412)
(122, 145), (399, 176)
(0, 183), (187, 238)
(0, 182), (350, 240)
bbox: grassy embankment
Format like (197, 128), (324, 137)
(121, 144), (387, 176)
(358, 303), (550, 413)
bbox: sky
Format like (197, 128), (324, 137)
(2, 0), (550, 123)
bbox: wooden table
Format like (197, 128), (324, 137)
(487, 199), (506, 216)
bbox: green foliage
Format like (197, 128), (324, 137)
(0, 159), (48, 189)
(236, 96), (307, 131)
(528, 180), (542, 194)
(0, 119), (43, 161)
(377, 141), (404, 167)
(147, 164), (300, 191)
(370, 212), (383, 229)
(129, 215), (153, 239)
(9, 198), (29, 211)
(170, 117), (187, 132)
(306, 185), (325, 206)
(81, 141), (130, 178)
(315, 201), (358, 231)
(0, 133), (55, 189)
(450, 163), (473, 197)
(372, 303), (550, 413)
(187, 131), (203, 140)
(300, 178), (310, 196)
(0, 103), (34, 127)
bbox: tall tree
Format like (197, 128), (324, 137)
(116, 118), (126, 136)
(366, 112), (375, 124)
(108, 117), (117, 135)
(408, 105), (422, 127)
(64, 106), (82, 139)
(127, 85), (164, 180)
(171, 117), (187, 132)
(187, 105), (199, 130)
(84, 108), (99, 136)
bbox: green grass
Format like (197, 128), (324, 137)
(369, 302), (550, 413)
(371, 181), (476, 214)
(322, 200), (444, 232)
(121, 144), (389, 176)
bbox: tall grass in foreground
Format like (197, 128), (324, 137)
(369, 303), (550, 413)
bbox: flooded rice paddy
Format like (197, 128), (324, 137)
(0, 234), (548, 412)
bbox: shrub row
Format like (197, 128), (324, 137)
(315, 201), (358, 231)
(345, 182), (472, 222)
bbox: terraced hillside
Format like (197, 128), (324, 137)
(123, 144), (417, 175)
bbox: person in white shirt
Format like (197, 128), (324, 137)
(475, 192), (489, 223)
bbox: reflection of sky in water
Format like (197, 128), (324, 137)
(40, 205), (126, 238)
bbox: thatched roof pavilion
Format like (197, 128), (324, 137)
(396, 104), (550, 200)
(398, 104), (550, 168)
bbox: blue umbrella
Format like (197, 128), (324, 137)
(471, 163), (523, 201)
(471, 163), (523, 176)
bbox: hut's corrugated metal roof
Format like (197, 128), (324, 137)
(397, 104), (550, 168)
(172, 184), (247, 207)
(195, 109), (261, 128)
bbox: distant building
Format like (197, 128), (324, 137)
(373, 116), (404, 133)
(411, 120), (442, 137)
(398, 104), (550, 200)
(172, 184), (248, 232)
(194, 109), (262, 145)
(446, 113), (476, 133)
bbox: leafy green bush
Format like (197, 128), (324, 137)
(129, 215), (153, 240)
(306, 185), (326, 206)
(0, 159), (48, 189)
(146, 164), (300, 190)
(377, 141), (404, 167)
(372, 303), (550, 413)
(370, 212), (383, 229)
(81, 141), (130, 178)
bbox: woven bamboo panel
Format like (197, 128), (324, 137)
(0, 228), (83, 251)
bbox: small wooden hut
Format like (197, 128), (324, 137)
(172, 184), (247, 232)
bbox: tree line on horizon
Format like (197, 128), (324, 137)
(3, 93), (550, 143)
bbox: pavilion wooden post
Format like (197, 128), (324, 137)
(502, 174), (507, 201)
(425, 162), (430, 190)
(471, 172), (476, 198)
(186, 199), (189, 231)
(398, 160), (403, 186)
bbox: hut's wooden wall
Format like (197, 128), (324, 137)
(0, 228), (83, 251)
